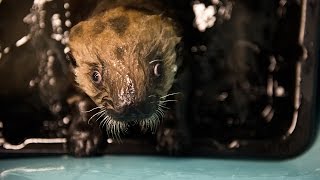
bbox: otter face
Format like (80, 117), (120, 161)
(68, 7), (181, 136)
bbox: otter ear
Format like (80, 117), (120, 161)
(66, 51), (78, 67)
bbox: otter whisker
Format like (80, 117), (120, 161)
(103, 116), (128, 143)
(154, 115), (160, 132)
(148, 118), (152, 131)
(121, 121), (128, 134)
(81, 106), (104, 113)
(159, 99), (178, 103)
(115, 122), (120, 141)
(158, 110), (164, 118)
(139, 113), (160, 133)
(95, 110), (106, 122)
(120, 121), (127, 141)
(112, 121), (117, 141)
(105, 116), (112, 128)
(155, 109), (161, 117)
(159, 104), (170, 110)
(106, 118), (112, 137)
(160, 92), (181, 99)
(158, 106), (166, 115)
(112, 121), (116, 140)
(155, 112), (161, 122)
(88, 110), (105, 124)
(116, 122), (123, 143)
(149, 117), (154, 132)
(108, 121), (114, 140)
(151, 116), (159, 133)
(156, 108), (165, 119)
(99, 115), (109, 128)
(140, 119), (146, 132)
(99, 119), (105, 128)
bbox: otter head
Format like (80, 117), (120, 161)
(68, 7), (181, 135)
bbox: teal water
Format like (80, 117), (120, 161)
(1, 134), (320, 180)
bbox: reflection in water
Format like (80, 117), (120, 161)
(1, 166), (65, 178)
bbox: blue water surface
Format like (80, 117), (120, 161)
(1, 134), (320, 180)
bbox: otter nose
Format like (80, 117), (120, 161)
(112, 101), (153, 121)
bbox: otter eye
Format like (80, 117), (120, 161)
(66, 52), (77, 67)
(153, 63), (162, 77)
(150, 56), (163, 78)
(91, 71), (102, 84)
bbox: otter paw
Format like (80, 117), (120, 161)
(156, 128), (190, 155)
(68, 126), (103, 157)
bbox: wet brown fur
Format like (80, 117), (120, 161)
(68, 1), (181, 119)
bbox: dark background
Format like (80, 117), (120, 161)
(0, 0), (318, 158)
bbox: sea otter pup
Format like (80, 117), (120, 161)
(67, 0), (190, 156)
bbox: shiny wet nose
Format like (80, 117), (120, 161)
(111, 101), (154, 121)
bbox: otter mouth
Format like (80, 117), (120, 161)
(109, 112), (155, 122)
(87, 92), (179, 139)
(87, 103), (163, 139)
(107, 102), (158, 122)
